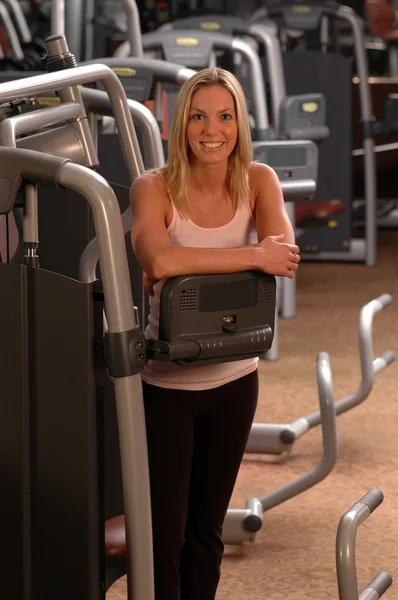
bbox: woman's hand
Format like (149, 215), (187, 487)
(143, 271), (159, 296)
(257, 234), (300, 279)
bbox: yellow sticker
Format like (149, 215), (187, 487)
(200, 22), (221, 30)
(302, 101), (319, 113)
(37, 97), (61, 106)
(176, 37), (199, 46)
(292, 5), (311, 13)
(328, 220), (338, 228)
(112, 67), (137, 77)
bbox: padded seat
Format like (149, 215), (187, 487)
(383, 29), (398, 41)
(105, 515), (127, 559)
(366, 0), (395, 39)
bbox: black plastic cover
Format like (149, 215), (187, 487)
(103, 327), (146, 377)
(384, 94), (398, 135)
(279, 93), (329, 141)
(158, 271), (276, 365)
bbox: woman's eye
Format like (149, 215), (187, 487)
(192, 114), (204, 120)
(221, 114), (232, 120)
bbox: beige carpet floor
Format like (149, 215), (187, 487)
(108, 230), (398, 599)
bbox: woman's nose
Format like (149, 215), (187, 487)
(204, 118), (219, 135)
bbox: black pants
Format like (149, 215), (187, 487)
(142, 369), (259, 600)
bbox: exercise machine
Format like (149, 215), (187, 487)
(251, 0), (378, 266)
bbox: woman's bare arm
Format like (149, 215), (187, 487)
(130, 174), (260, 280)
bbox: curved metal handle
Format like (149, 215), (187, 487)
(336, 489), (392, 600)
(301, 295), (394, 431)
(258, 352), (337, 511)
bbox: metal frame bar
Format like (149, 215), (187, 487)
(120, 0), (144, 58)
(222, 351), (337, 545)
(51, 0), (65, 36)
(246, 294), (394, 455)
(336, 489), (392, 600)
(251, 2), (377, 266)
(0, 145), (155, 600)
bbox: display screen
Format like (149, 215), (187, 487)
(199, 279), (258, 312)
(267, 147), (307, 168)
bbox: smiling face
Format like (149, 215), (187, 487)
(186, 84), (238, 168)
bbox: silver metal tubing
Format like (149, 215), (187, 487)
(359, 573), (393, 600)
(263, 280), (279, 361)
(336, 489), (392, 600)
(303, 294), (394, 430)
(84, 0), (95, 60)
(353, 141), (398, 156)
(88, 111), (98, 150)
(57, 161), (154, 600)
(129, 100), (165, 168)
(79, 87), (150, 170)
(23, 183), (39, 256)
(51, 0), (65, 35)
(222, 509), (254, 545)
(120, 0), (144, 58)
(245, 422), (291, 454)
(45, 36), (98, 168)
(17, 126), (85, 164)
(258, 352), (337, 512)
(65, 0), (85, 61)
(0, 1), (24, 60)
(58, 162), (134, 330)
(337, 6), (377, 266)
(223, 352), (337, 543)
(0, 102), (82, 147)
(3, 0), (31, 44)
(301, 238), (366, 262)
(0, 63), (143, 206)
(280, 201), (296, 319)
(249, 22), (287, 130)
(231, 37), (269, 136)
(247, 294), (394, 455)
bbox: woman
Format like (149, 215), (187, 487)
(130, 67), (300, 600)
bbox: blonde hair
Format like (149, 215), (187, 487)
(154, 67), (253, 217)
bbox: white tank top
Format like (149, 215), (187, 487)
(141, 197), (259, 390)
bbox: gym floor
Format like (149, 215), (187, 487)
(108, 230), (398, 600)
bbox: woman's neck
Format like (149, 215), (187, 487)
(188, 161), (229, 197)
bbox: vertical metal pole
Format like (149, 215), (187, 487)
(121, 0), (144, 58)
(84, 0), (95, 60)
(23, 183), (39, 267)
(65, 0), (84, 61)
(280, 201), (296, 319)
(51, 0), (65, 36)
(338, 7), (377, 266)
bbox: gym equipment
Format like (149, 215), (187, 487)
(113, 0), (322, 344)
(0, 39), (334, 598)
(336, 489), (392, 599)
(246, 294), (395, 456)
(101, 487), (396, 596)
(252, 1), (378, 266)
(0, 0), (45, 70)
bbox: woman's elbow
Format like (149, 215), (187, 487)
(143, 255), (169, 281)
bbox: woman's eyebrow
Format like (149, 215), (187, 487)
(189, 107), (235, 113)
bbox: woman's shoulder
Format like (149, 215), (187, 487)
(249, 161), (279, 188)
(131, 170), (168, 196)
